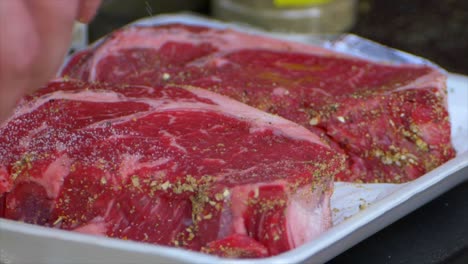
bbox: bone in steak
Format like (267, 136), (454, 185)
(61, 24), (455, 183)
(0, 80), (345, 257)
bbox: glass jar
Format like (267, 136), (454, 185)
(212, 0), (357, 34)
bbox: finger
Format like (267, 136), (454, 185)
(0, 0), (39, 123)
(23, 0), (81, 92)
(77, 0), (102, 23)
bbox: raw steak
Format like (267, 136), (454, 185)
(0, 80), (345, 257)
(62, 23), (455, 183)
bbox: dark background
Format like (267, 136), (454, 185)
(351, 0), (468, 75)
(88, 1), (468, 263)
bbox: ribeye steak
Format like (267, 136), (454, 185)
(62, 24), (455, 183)
(0, 80), (345, 257)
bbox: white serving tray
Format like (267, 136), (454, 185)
(1, 14), (467, 264)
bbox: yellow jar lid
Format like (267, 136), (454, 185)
(273, 0), (332, 7)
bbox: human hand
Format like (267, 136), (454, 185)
(0, 0), (101, 123)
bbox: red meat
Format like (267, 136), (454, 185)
(62, 24), (455, 182)
(0, 80), (344, 257)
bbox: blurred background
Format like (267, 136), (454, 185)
(85, 1), (467, 263)
(88, 0), (467, 75)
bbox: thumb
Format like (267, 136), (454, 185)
(77, 0), (102, 23)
